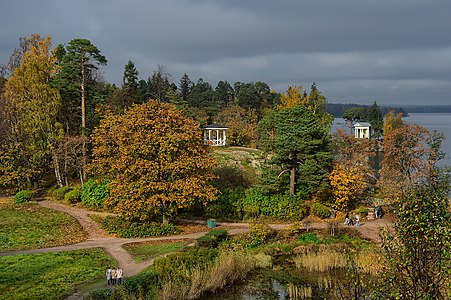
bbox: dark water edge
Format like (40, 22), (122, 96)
(205, 268), (372, 300)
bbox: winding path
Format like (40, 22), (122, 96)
(1, 200), (249, 276)
(0, 199), (391, 299)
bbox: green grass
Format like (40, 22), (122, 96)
(0, 201), (85, 251)
(0, 249), (115, 300)
(124, 241), (188, 263)
(297, 232), (373, 248)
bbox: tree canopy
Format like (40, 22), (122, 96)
(0, 34), (62, 188)
(89, 100), (218, 223)
(258, 106), (332, 195)
(379, 123), (443, 202)
(380, 183), (451, 299)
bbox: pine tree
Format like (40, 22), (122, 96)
(179, 73), (193, 101)
(121, 60), (140, 109)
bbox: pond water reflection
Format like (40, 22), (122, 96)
(208, 268), (373, 300)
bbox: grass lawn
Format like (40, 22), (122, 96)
(0, 249), (115, 300)
(124, 240), (188, 262)
(0, 199), (85, 251)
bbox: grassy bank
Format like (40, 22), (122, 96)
(124, 240), (188, 262)
(0, 199), (85, 251)
(0, 249), (115, 300)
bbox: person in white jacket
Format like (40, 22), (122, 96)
(106, 267), (112, 285)
(116, 268), (123, 285)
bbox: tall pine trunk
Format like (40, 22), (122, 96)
(81, 60), (86, 183)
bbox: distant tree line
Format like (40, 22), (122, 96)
(402, 105), (451, 113)
(326, 103), (407, 118)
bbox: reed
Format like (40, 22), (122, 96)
(287, 283), (313, 299)
(293, 244), (383, 274)
(157, 251), (256, 299)
(293, 248), (347, 272)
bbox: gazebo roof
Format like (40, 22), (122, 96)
(204, 123), (228, 129)
(354, 122), (371, 128)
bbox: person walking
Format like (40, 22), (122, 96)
(355, 214), (360, 227)
(344, 212), (350, 225)
(116, 268), (123, 285)
(106, 267), (112, 285)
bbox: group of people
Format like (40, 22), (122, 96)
(344, 213), (360, 227)
(106, 267), (123, 285)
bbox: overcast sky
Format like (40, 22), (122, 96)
(1, 0), (451, 106)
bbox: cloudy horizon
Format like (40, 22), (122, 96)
(1, 0), (451, 106)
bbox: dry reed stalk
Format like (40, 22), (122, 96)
(293, 249), (347, 272)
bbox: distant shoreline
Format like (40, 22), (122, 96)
(327, 103), (451, 117)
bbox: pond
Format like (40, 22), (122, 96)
(208, 265), (374, 299)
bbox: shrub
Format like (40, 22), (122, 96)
(14, 190), (33, 204)
(205, 188), (308, 221)
(101, 216), (181, 238)
(354, 205), (368, 217)
(249, 222), (275, 247)
(50, 186), (72, 200)
(252, 253), (273, 269)
(298, 232), (321, 244)
(86, 288), (112, 300)
(204, 188), (245, 219)
(196, 229), (229, 248)
(64, 188), (81, 204)
(81, 179), (109, 208)
(121, 271), (159, 295)
(310, 202), (331, 219)
(238, 189), (308, 221)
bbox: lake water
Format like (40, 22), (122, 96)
(333, 113), (451, 166)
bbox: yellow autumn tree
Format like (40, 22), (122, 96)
(383, 110), (403, 137)
(278, 85), (307, 109)
(1, 34), (62, 187)
(328, 167), (366, 210)
(329, 130), (377, 209)
(89, 100), (218, 223)
(278, 83), (333, 128)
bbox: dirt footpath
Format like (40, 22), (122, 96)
(1, 199), (392, 299)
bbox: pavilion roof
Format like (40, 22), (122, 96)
(204, 123), (228, 129)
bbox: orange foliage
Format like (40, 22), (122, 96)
(328, 167), (365, 210)
(89, 100), (218, 222)
(329, 130), (377, 209)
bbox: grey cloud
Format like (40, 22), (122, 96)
(1, 0), (451, 105)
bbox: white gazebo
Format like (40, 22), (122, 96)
(353, 122), (371, 139)
(204, 124), (228, 146)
